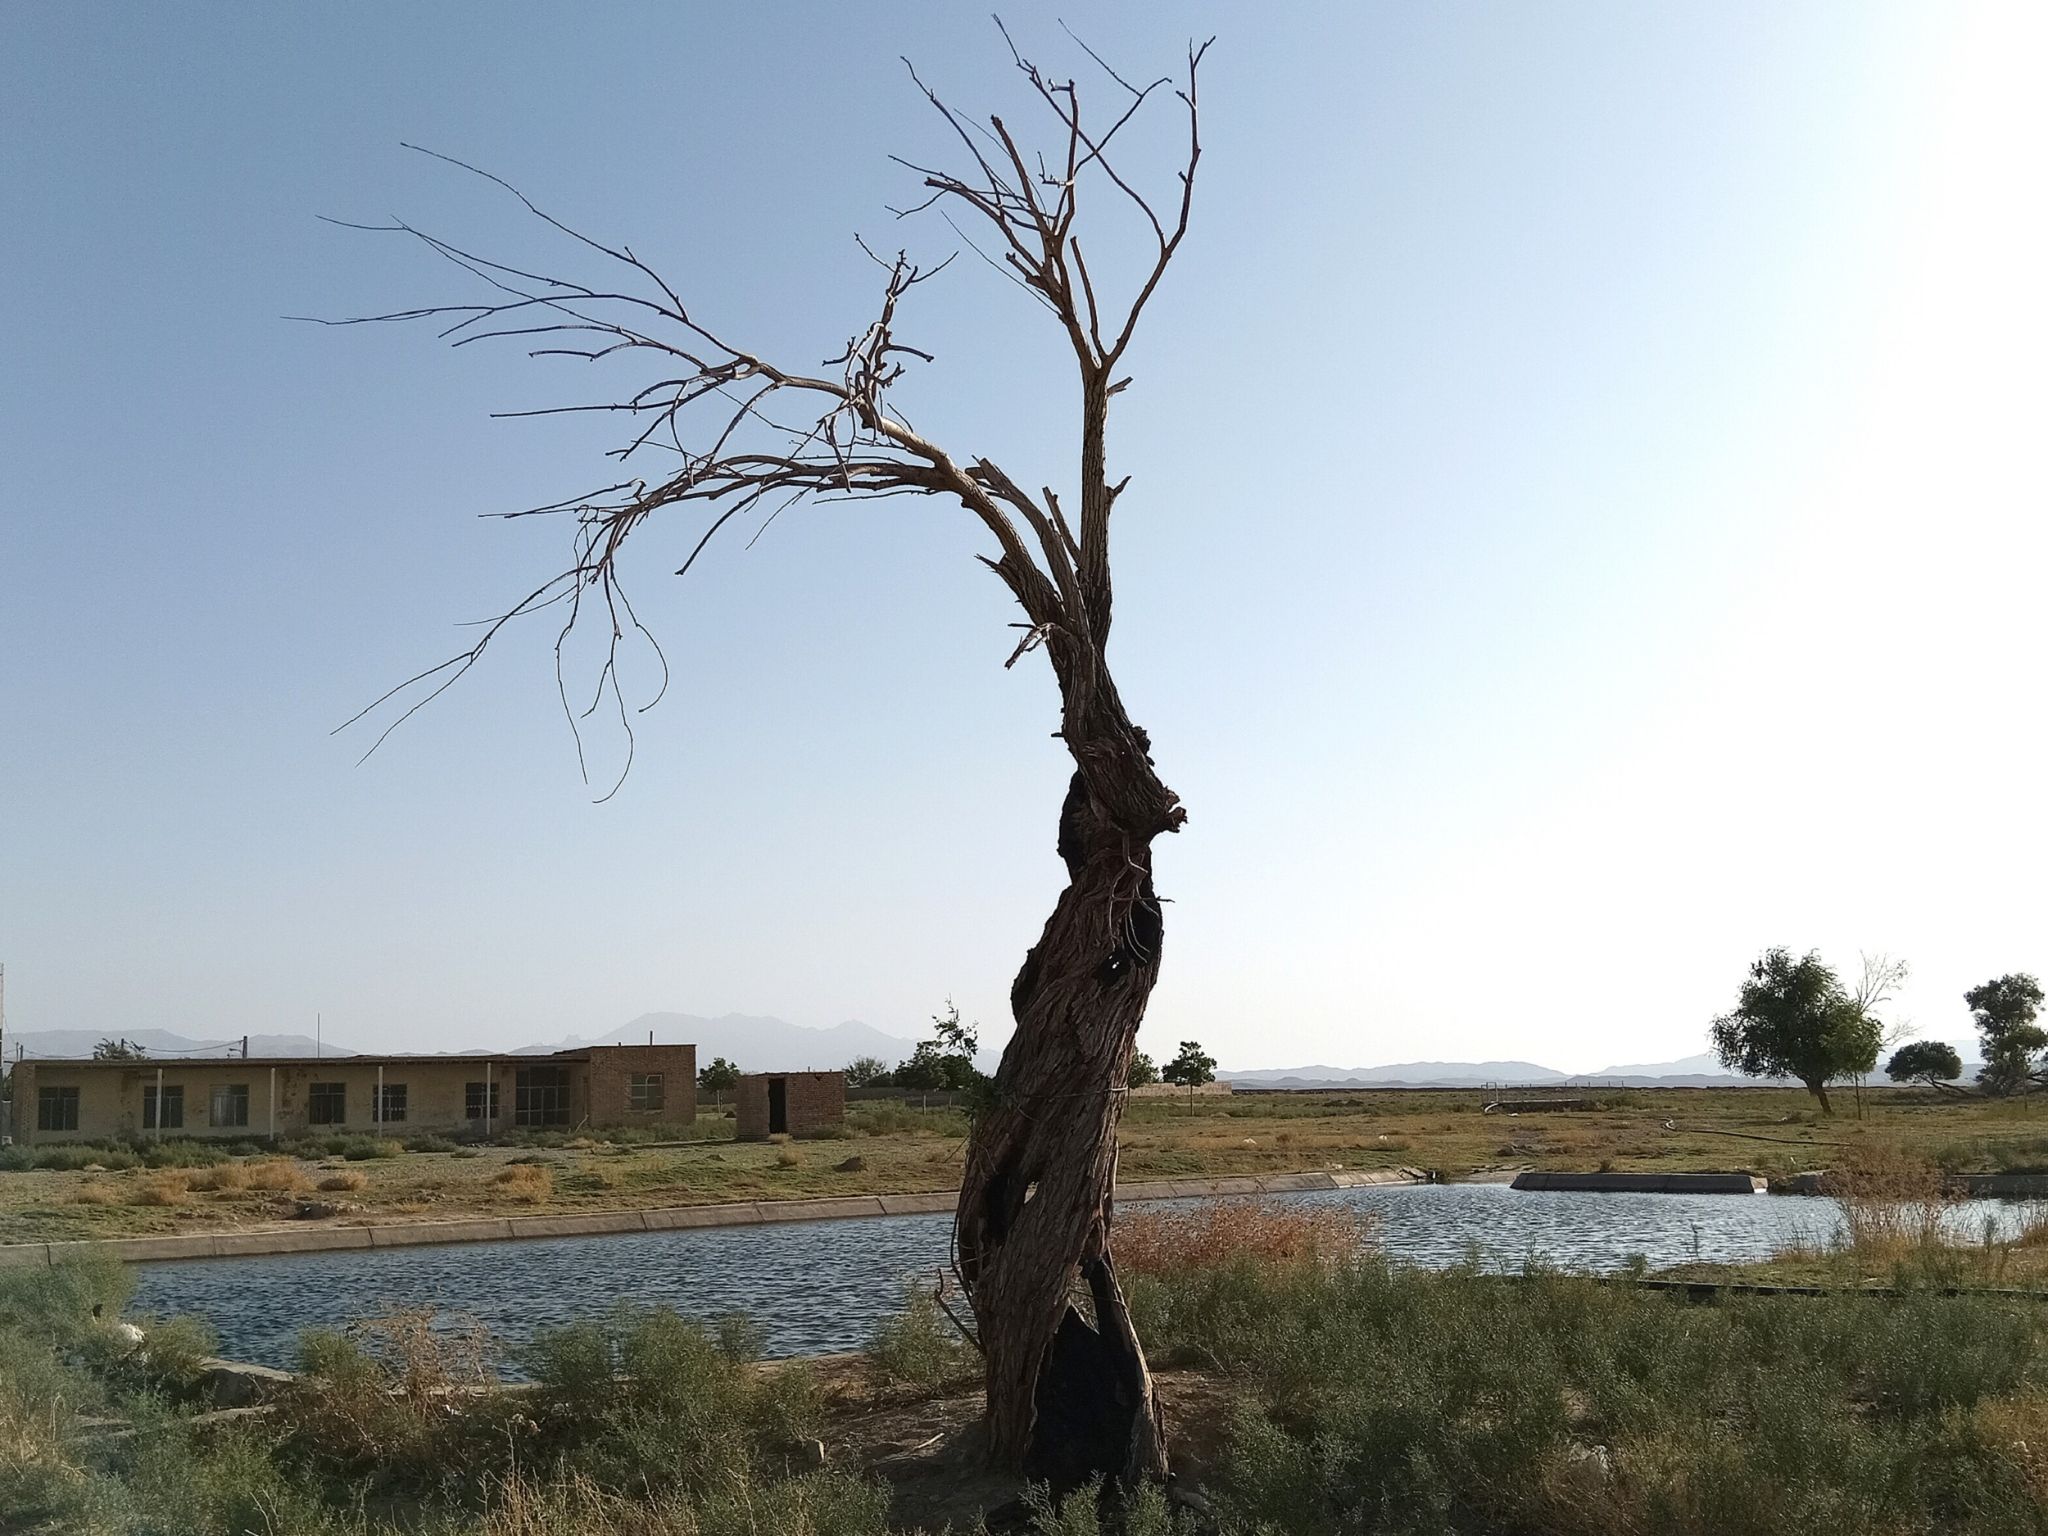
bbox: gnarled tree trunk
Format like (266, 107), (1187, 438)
(957, 703), (1182, 1486)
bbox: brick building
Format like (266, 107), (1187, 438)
(734, 1070), (845, 1140)
(13, 1043), (695, 1145)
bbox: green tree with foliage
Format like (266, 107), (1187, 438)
(1162, 1041), (1217, 1109)
(696, 1056), (741, 1105)
(1127, 1050), (1158, 1089)
(893, 1046), (947, 1093)
(91, 1038), (147, 1061)
(894, 1002), (983, 1094)
(1969, 974), (2046, 1096)
(1885, 1040), (1964, 1091)
(1710, 948), (1873, 1113)
(844, 1055), (891, 1088)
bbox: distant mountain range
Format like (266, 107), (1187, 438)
(1223, 1059), (1572, 1089)
(1221, 1054), (1779, 1089)
(1221, 1043), (1984, 1090)
(5, 1028), (351, 1062)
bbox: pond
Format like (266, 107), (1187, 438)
(129, 1183), (2042, 1370)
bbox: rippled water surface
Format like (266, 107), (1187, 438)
(129, 1183), (2040, 1369)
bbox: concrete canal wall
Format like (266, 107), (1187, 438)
(0, 1166), (1429, 1268)
(1512, 1171), (1766, 1194)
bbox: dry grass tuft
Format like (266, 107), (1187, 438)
(1817, 1146), (1954, 1262)
(188, 1162), (249, 1193)
(2007, 1204), (2048, 1250)
(189, 1160), (306, 1195)
(132, 1170), (190, 1206)
(317, 1170), (369, 1194)
(1116, 1199), (1375, 1277)
(244, 1159), (311, 1193)
(493, 1164), (552, 1202)
(774, 1146), (803, 1169)
(71, 1182), (121, 1206)
(1976, 1396), (2048, 1507)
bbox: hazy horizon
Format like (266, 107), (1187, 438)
(4, 4), (2042, 1077)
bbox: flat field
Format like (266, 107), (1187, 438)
(4, 1084), (2044, 1246)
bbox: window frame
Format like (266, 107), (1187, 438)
(375, 1083), (408, 1124)
(514, 1065), (572, 1128)
(627, 1072), (665, 1112)
(142, 1084), (185, 1131)
(308, 1082), (347, 1126)
(209, 1083), (250, 1129)
(464, 1081), (501, 1121)
(37, 1086), (80, 1132)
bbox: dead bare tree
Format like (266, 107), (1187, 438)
(321, 25), (1210, 1488)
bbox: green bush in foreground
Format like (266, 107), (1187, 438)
(864, 1282), (979, 1395)
(1129, 1257), (2048, 1535)
(12, 1247), (2048, 1534)
(0, 1262), (888, 1536)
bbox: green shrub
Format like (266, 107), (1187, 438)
(864, 1284), (977, 1394)
(340, 1136), (404, 1161)
(1021, 1478), (1184, 1536)
(519, 1303), (823, 1494)
(0, 1255), (133, 1345)
(845, 1102), (969, 1138)
(471, 1468), (890, 1535)
(715, 1312), (764, 1364)
(0, 1145), (32, 1172)
(1125, 1257), (2048, 1536)
(0, 1267), (872, 1536)
(403, 1133), (458, 1153)
(140, 1139), (230, 1169)
(33, 1142), (142, 1172)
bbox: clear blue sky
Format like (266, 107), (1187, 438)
(4, 3), (2042, 1071)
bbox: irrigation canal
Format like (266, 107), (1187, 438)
(129, 1183), (2048, 1368)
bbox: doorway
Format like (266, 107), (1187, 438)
(767, 1077), (788, 1136)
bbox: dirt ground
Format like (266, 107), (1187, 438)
(808, 1355), (1235, 1532)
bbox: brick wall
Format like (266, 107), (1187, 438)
(734, 1071), (846, 1140)
(582, 1044), (697, 1129)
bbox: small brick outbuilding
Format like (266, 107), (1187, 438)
(734, 1071), (846, 1140)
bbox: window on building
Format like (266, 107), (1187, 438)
(628, 1073), (664, 1112)
(210, 1084), (250, 1129)
(515, 1065), (571, 1127)
(37, 1086), (79, 1132)
(464, 1081), (500, 1120)
(375, 1084), (408, 1123)
(308, 1082), (346, 1125)
(142, 1085), (184, 1131)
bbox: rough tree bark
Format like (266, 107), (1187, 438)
(326, 24), (1209, 1487)
(960, 702), (1184, 1485)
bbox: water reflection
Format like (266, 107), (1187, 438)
(129, 1183), (2044, 1370)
